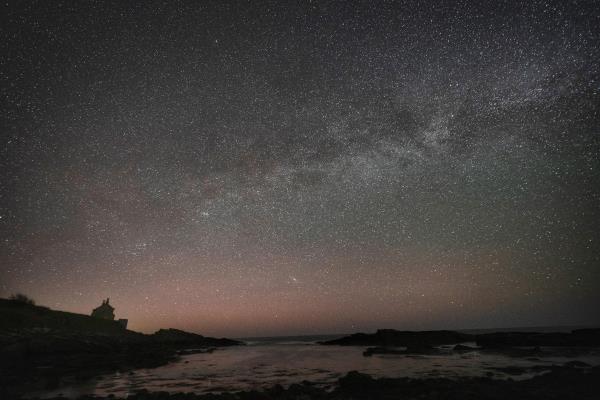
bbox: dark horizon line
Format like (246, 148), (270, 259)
(5, 297), (599, 340)
(235, 323), (600, 341)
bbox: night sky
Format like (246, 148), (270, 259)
(2, 0), (599, 337)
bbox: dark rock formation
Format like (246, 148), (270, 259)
(321, 328), (600, 349)
(151, 328), (242, 347)
(320, 329), (471, 347)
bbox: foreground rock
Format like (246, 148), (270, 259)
(38, 365), (600, 400)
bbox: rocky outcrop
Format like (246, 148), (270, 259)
(321, 328), (600, 349)
(320, 329), (471, 347)
(150, 328), (243, 347)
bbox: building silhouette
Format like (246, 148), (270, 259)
(91, 298), (128, 329)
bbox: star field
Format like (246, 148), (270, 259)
(1, 0), (599, 337)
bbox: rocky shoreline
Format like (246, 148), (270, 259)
(0, 300), (243, 399)
(0, 328), (243, 399)
(322, 328), (600, 358)
(35, 365), (600, 400)
(4, 300), (599, 399)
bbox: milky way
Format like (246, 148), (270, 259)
(2, 0), (599, 336)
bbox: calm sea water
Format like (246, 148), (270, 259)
(31, 335), (600, 399)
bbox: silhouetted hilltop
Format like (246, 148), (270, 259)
(0, 298), (139, 336)
(151, 328), (241, 347)
(0, 298), (243, 398)
(0, 298), (242, 344)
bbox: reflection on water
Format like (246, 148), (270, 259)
(33, 342), (600, 399)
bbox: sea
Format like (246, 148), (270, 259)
(29, 328), (600, 399)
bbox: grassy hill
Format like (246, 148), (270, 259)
(0, 298), (136, 336)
